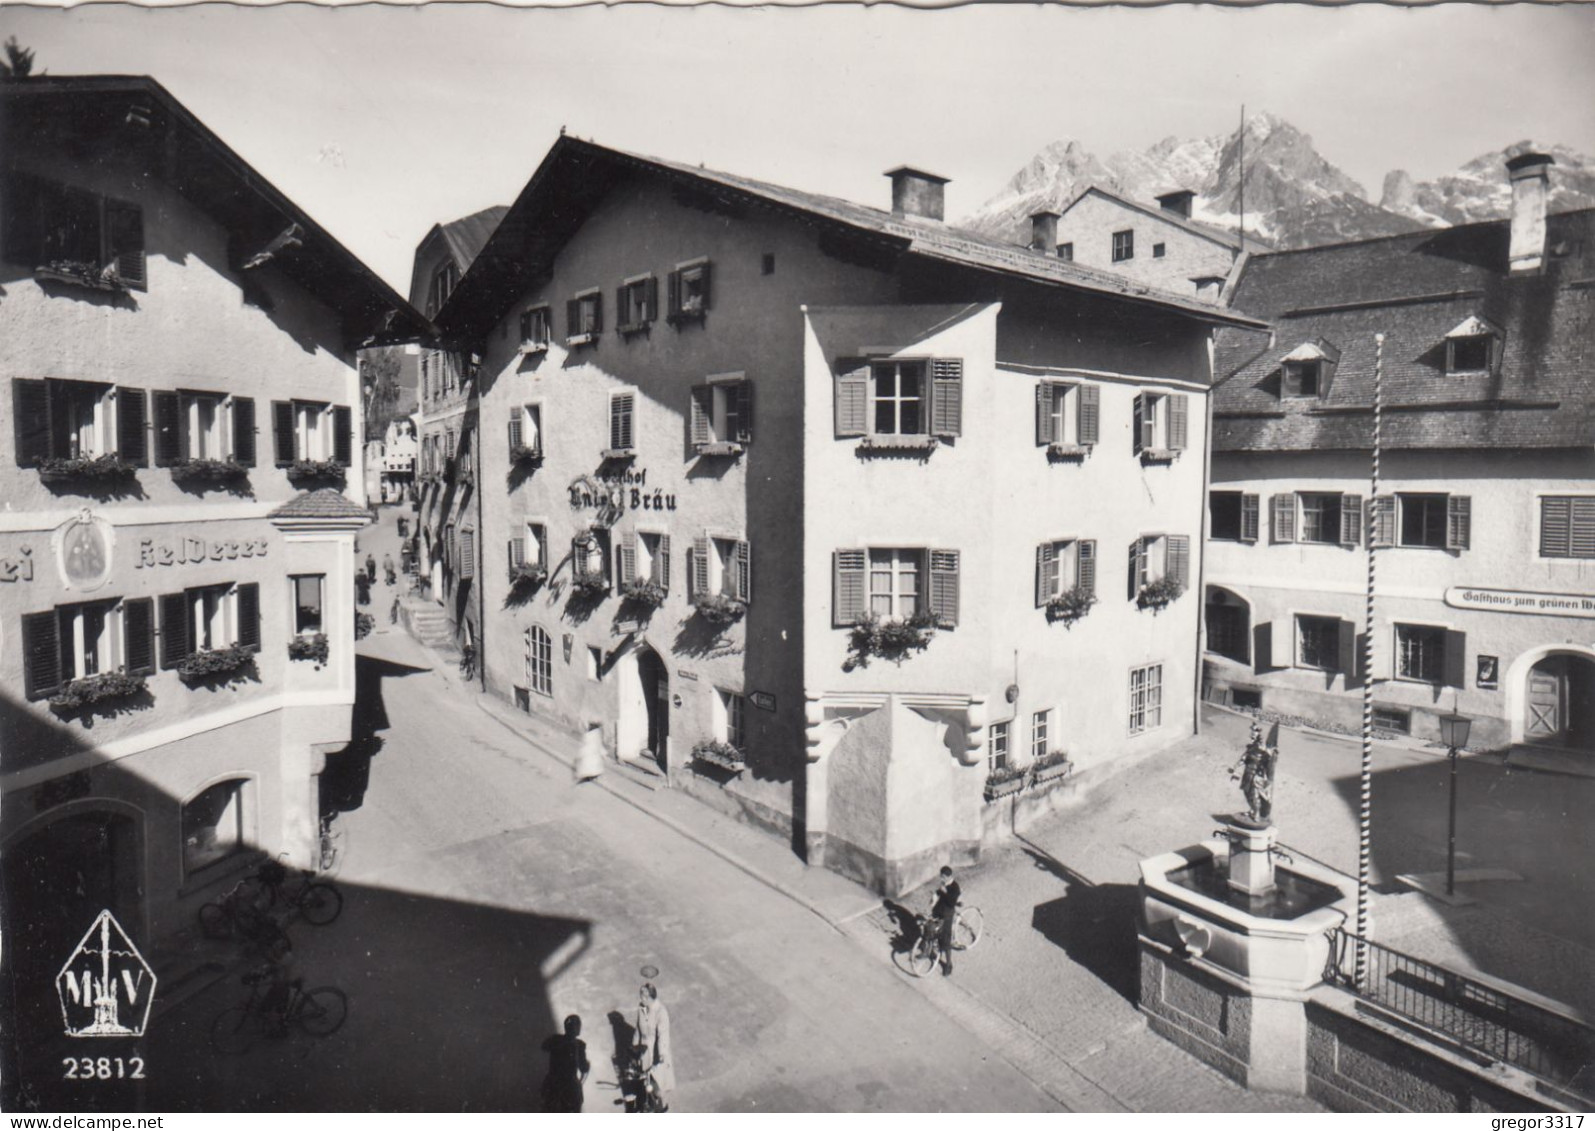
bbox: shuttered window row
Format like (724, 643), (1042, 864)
(832, 548), (959, 628)
(11, 380), (266, 471)
(3, 170), (147, 289)
(834, 359), (963, 440)
(269, 400), (353, 467)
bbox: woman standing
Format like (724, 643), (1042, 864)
(574, 722), (605, 784)
(634, 983), (675, 1112)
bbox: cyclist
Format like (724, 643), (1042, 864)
(925, 866), (962, 977)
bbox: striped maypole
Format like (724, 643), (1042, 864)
(1355, 333), (1385, 985)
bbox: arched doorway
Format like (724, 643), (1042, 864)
(617, 644), (670, 774)
(1524, 653), (1595, 751)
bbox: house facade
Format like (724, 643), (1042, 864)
(439, 138), (1258, 894)
(1205, 155), (1595, 754)
(1053, 186), (1242, 300)
(0, 76), (413, 1074)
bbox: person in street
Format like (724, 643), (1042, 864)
(539, 1014), (590, 1113)
(355, 572), (371, 607)
(928, 865), (962, 977)
(397, 515), (408, 539)
(575, 721), (605, 784)
(634, 983), (674, 1112)
(365, 552), (377, 584)
(383, 553), (396, 586)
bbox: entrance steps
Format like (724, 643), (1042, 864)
(400, 600), (456, 649)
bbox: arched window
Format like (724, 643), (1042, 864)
(182, 778), (253, 876)
(526, 626), (553, 697)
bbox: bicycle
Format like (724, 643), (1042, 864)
(615, 1044), (667, 1113)
(897, 905), (984, 978)
(197, 879), (292, 962)
(210, 967), (348, 1054)
(254, 856), (343, 926)
(458, 643), (476, 681)
(316, 812), (345, 876)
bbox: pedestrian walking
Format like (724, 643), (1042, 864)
(365, 553), (377, 584)
(355, 573), (371, 607)
(397, 516), (408, 540)
(539, 1014), (590, 1113)
(575, 721), (605, 784)
(634, 983), (674, 1112)
(383, 554), (396, 586)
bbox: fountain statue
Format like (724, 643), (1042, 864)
(1232, 721), (1279, 828)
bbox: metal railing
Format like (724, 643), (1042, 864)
(1325, 927), (1595, 1098)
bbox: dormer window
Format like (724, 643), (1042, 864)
(427, 262), (459, 320)
(1278, 339), (1339, 400)
(1444, 317), (1501, 374)
(1282, 360), (1321, 398)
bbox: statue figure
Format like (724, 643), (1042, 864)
(1232, 722), (1279, 826)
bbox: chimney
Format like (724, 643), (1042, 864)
(885, 166), (949, 222)
(1506, 152), (1554, 275)
(1192, 275), (1226, 305)
(1156, 189), (1196, 220)
(1029, 210), (1060, 252)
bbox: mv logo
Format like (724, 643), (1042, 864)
(56, 910), (156, 1038)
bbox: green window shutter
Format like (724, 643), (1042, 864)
(1168, 535), (1190, 588)
(834, 549), (866, 626)
(1541, 496), (1571, 556)
(610, 393), (635, 451)
(12, 378), (52, 467)
(117, 387), (148, 466)
(160, 591), (191, 669)
(1169, 394), (1189, 451)
(1338, 620), (1359, 683)
(929, 550), (960, 628)
(232, 396), (256, 467)
(690, 387), (711, 447)
(1240, 494), (1260, 543)
(153, 390), (181, 467)
(658, 534), (672, 593)
(22, 610), (63, 700)
(1079, 384), (1100, 446)
(508, 414), (523, 455)
(1132, 394), (1145, 454)
(123, 597), (155, 676)
(1035, 542), (1055, 607)
(272, 400), (295, 466)
(1035, 384), (1055, 445)
(734, 539), (751, 603)
(1446, 495), (1471, 551)
(1271, 494), (1296, 543)
(1340, 494), (1362, 546)
(334, 405), (353, 466)
(509, 537), (525, 568)
(1370, 495), (1396, 548)
(834, 361), (870, 438)
(1078, 539), (1096, 596)
(930, 359), (963, 438)
(236, 583), (260, 651)
(618, 533), (636, 587)
(1444, 630), (1467, 689)
(692, 535), (710, 599)
(1571, 498), (1595, 558)
(734, 381), (753, 444)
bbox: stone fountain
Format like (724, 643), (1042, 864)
(1138, 723), (1358, 1094)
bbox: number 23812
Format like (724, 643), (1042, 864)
(63, 1056), (145, 1080)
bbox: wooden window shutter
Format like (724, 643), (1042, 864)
(645, 276), (659, 322)
(1127, 538), (1145, 600)
(105, 198), (145, 288)
(509, 537), (525, 568)
(692, 535), (710, 599)
(616, 284), (629, 327)
(1079, 384), (1100, 446)
(618, 532), (637, 587)
(1035, 542), (1056, 606)
(519, 309), (532, 343)
(1169, 394), (1189, 451)
(12, 378), (52, 467)
(834, 549), (866, 626)
(610, 393), (635, 451)
(1541, 496), (1571, 556)
(232, 396), (256, 467)
(1167, 535), (1191, 588)
(334, 405), (353, 466)
(1240, 494), (1260, 543)
(1444, 630), (1467, 689)
(658, 534), (672, 593)
(834, 361), (870, 438)
(1571, 498), (1595, 558)
(21, 610), (63, 700)
(153, 390), (182, 467)
(272, 400), (295, 466)
(236, 583), (260, 651)
(1035, 384), (1056, 446)
(1370, 495), (1396, 548)
(591, 292), (603, 334)
(566, 298), (581, 338)
(571, 536), (587, 580)
(930, 359), (963, 438)
(1132, 394), (1144, 454)
(116, 387), (148, 466)
(459, 528), (476, 579)
(698, 262), (712, 311)
(1338, 620), (1359, 684)
(690, 387), (712, 447)
(666, 270), (681, 318)
(123, 597), (156, 676)
(508, 414), (523, 455)
(1252, 621), (1273, 674)
(929, 550), (960, 628)
(1078, 539), (1097, 596)
(160, 592), (191, 669)
(734, 381), (753, 444)
(537, 526), (549, 568)
(1271, 494), (1296, 543)
(1446, 495), (1471, 551)
(734, 539), (751, 602)
(1340, 494), (1362, 546)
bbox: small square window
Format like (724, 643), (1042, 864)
(1152, 242), (1166, 259)
(668, 260), (712, 323)
(1296, 614), (1341, 670)
(1298, 493), (1343, 544)
(1372, 706), (1411, 735)
(1399, 494), (1448, 548)
(567, 291), (602, 344)
(618, 276), (657, 333)
(1057, 242), (1074, 262)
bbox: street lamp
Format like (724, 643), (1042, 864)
(1438, 709), (1473, 897)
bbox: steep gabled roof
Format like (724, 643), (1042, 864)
(408, 205), (508, 308)
(0, 75), (428, 348)
(1058, 185), (1246, 251)
(439, 136), (1266, 341)
(1212, 209), (1595, 452)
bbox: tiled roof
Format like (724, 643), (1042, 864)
(1213, 208), (1595, 451)
(270, 488), (371, 521)
(439, 206), (509, 274)
(1059, 185), (1245, 251)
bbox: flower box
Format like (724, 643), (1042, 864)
(1139, 448), (1178, 464)
(618, 321), (652, 337)
(599, 447), (636, 462)
(693, 593), (746, 625)
(35, 261), (128, 293)
(519, 341), (549, 356)
(49, 670), (147, 712)
(177, 644), (257, 684)
(858, 434), (938, 454)
(288, 633), (329, 665)
(286, 459), (345, 484)
(620, 579), (668, 608)
(1137, 577), (1186, 612)
(983, 769), (1026, 802)
(844, 610), (937, 671)
(694, 441), (743, 458)
(37, 454), (138, 483)
(566, 332), (597, 348)
(692, 741), (745, 773)
(1029, 751), (1073, 786)
(569, 574), (610, 599)
(509, 563), (548, 590)
(509, 444), (543, 466)
(169, 458), (249, 485)
(1046, 586), (1097, 624)
(1047, 442), (1090, 459)
(667, 307), (706, 328)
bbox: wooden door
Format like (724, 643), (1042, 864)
(1525, 660), (1565, 742)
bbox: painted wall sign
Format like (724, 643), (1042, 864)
(750, 691), (777, 712)
(1476, 655), (1499, 689)
(135, 536), (269, 568)
(676, 669), (699, 682)
(1445, 587), (1595, 619)
(568, 470), (677, 517)
(0, 546), (34, 583)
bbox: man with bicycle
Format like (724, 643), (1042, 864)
(926, 866), (961, 977)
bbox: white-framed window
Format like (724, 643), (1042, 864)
(567, 288), (602, 344)
(191, 584), (237, 653)
(291, 575), (324, 636)
(988, 720), (1011, 774)
(1298, 493), (1344, 544)
(1272, 492), (1362, 546)
(692, 535), (751, 604)
(1127, 534), (1190, 598)
(1035, 381), (1100, 449)
(21, 598), (158, 700)
(1128, 663), (1163, 735)
(519, 305), (552, 351)
(617, 274), (658, 332)
(1031, 709), (1051, 762)
(834, 546), (958, 627)
(1395, 623), (1446, 684)
(62, 600), (121, 680)
(517, 522), (548, 569)
(182, 778), (253, 877)
(608, 391), (636, 453)
(526, 625), (553, 696)
(715, 688), (747, 751)
(869, 548), (923, 619)
(873, 361), (925, 435)
(834, 357), (962, 440)
(638, 532), (667, 587)
(1540, 496), (1595, 559)
(1112, 230), (1134, 262)
(12, 379), (154, 468)
(294, 401), (331, 462)
(62, 381), (114, 458)
(182, 392), (229, 460)
(1296, 614), (1342, 671)
(1035, 538), (1097, 604)
(1134, 391), (1188, 456)
(690, 376), (753, 449)
(667, 258), (712, 322)
(1209, 491), (1260, 543)
(509, 403), (543, 459)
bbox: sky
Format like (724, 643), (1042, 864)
(4, 2), (1593, 295)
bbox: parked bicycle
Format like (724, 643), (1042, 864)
(616, 1043), (667, 1113)
(253, 856), (343, 926)
(210, 966), (348, 1054)
(897, 905), (984, 978)
(459, 642), (476, 681)
(316, 812), (345, 876)
(197, 879), (292, 961)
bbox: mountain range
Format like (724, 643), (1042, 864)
(961, 112), (1595, 251)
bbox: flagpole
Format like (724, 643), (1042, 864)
(1355, 332), (1385, 985)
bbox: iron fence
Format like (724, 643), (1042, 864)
(1325, 927), (1595, 1098)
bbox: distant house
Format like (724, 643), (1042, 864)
(1205, 153), (1595, 754)
(1052, 186), (1243, 301)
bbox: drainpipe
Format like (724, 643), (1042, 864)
(1193, 332), (1216, 737)
(471, 367), (487, 692)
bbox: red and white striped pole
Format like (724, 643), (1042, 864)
(1355, 333), (1385, 985)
